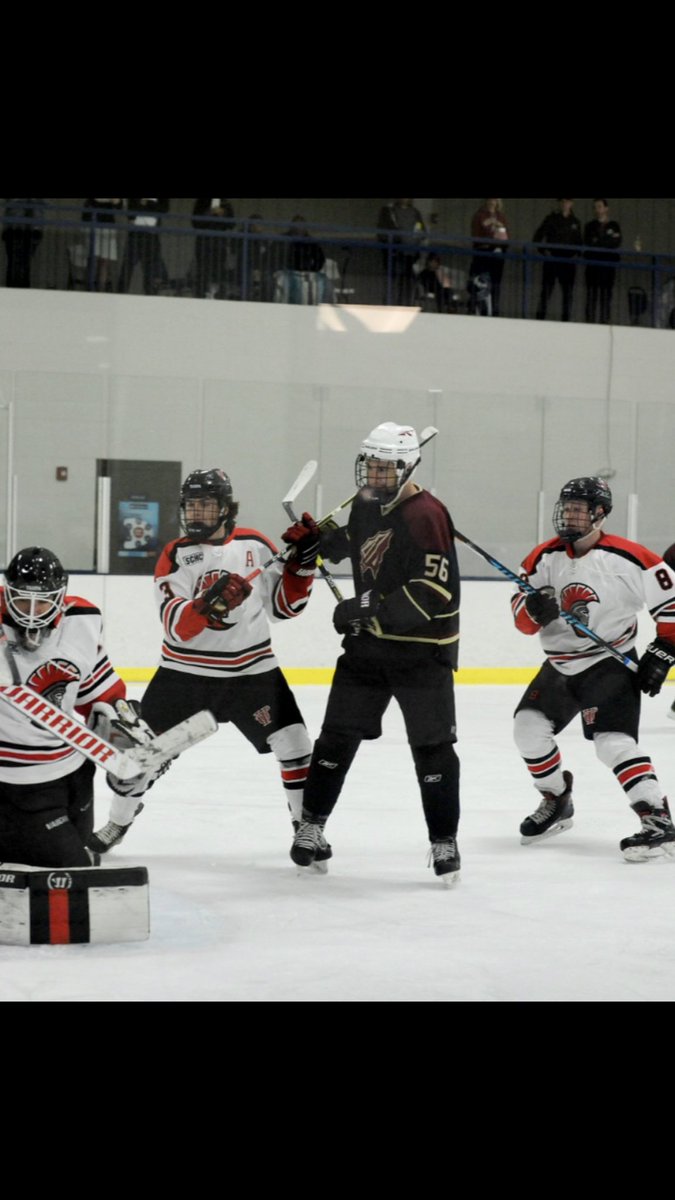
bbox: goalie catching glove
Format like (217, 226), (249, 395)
(193, 571), (252, 625)
(281, 512), (320, 575)
(637, 638), (675, 697)
(525, 586), (560, 627)
(333, 590), (380, 633)
(89, 697), (173, 798)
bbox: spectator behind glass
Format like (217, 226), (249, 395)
(192, 198), (235, 299)
(82, 199), (123, 292)
(282, 215), (326, 304)
(533, 199), (583, 322)
(2, 198), (44, 288)
(584, 198), (622, 324)
(468, 198), (509, 316)
(376, 198), (426, 306)
(117, 199), (170, 296)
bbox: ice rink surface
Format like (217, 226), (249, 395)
(3, 682), (675, 1004)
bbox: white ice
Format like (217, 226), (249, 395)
(3, 682), (675, 1003)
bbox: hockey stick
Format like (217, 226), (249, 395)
(0, 684), (219, 777)
(316, 425), (440, 528)
(283, 459), (317, 507)
(453, 529), (639, 674)
(281, 459), (344, 601)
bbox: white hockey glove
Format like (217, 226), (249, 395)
(89, 698), (173, 797)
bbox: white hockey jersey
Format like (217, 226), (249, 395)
(512, 534), (675, 675)
(154, 527), (313, 679)
(0, 592), (125, 784)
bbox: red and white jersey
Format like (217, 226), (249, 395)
(154, 527), (313, 679)
(0, 591), (125, 784)
(512, 533), (675, 675)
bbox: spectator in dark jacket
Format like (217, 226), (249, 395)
(117, 199), (170, 295)
(2, 198), (44, 288)
(192, 198), (235, 299)
(376, 198), (426, 305)
(534, 199), (583, 321)
(584, 199), (622, 324)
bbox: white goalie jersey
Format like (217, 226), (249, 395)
(512, 533), (675, 675)
(0, 593), (126, 784)
(153, 527), (313, 679)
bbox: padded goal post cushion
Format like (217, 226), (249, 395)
(0, 864), (149, 944)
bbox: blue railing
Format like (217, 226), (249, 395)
(2, 203), (674, 329)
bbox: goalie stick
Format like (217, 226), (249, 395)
(453, 528), (639, 674)
(0, 630), (218, 777)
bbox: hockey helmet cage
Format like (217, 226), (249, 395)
(4, 546), (68, 648)
(355, 422), (421, 506)
(179, 468), (237, 539)
(553, 476), (613, 542)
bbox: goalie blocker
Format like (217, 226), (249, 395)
(0, 863), (150, 944)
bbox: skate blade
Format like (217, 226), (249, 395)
(294, 861), (329, 877)
(668, 707), (675, 722)
(520, 818), (573, 846)
(439, 870), (460, 889)
(622, 841), (675, 863)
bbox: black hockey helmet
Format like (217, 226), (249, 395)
(4, 546), (68, 649)
(179, 468), (238, 539)
(553, 477), (613, 542)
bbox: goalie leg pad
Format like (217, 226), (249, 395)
(0, 864), (150, 944)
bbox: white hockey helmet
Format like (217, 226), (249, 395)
(355, 422), (421, 505)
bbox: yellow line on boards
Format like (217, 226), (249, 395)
(116, 667), (675, 686)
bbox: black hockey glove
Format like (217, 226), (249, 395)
(333, 590), (380, 634)
(637, 638), (675, 697)
(525, 586), (560, 627)
(318, 519), (349, 564)
(194, 572), (252, 622)
(281, 512), (320, 575)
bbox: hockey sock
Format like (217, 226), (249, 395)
(279, 755), (310, 823)
(302, 731), (360, 819)
(412, 741), (460, 840)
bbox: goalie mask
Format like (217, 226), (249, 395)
(553, 477), (613, 543)
(4, 546), (68, 651)
(355, 422), (421, 508)
(179, 468), (238, 539)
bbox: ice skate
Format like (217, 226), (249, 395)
(87, 803), (144, 855)
(620, 799), (675, 862)
(520, 771), (574, 844)
(667, 700), (675, 722)
(291, 818), (332, 874)
(428, 837), (461, 887)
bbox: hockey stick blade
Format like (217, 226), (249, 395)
(283, 460), (317, 506)
(118, 709), (218, 778)
(454, 529), (639, 674)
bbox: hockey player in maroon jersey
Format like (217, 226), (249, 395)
(512, 477), (675, 861)
(289, 422), (462, 884)
(0, 547), (163, 868)
(90, 468), (326, 862)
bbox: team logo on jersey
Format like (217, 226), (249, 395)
(253, 705), (272, 726)
(27, 659), (80, 707)
(582, 707), (599, 726)
(360, 529), (393, 581)
(560, 583), (600, 638)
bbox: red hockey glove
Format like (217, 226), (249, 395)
(194, 572), (252, 622)
(281, 512), (320, 575)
